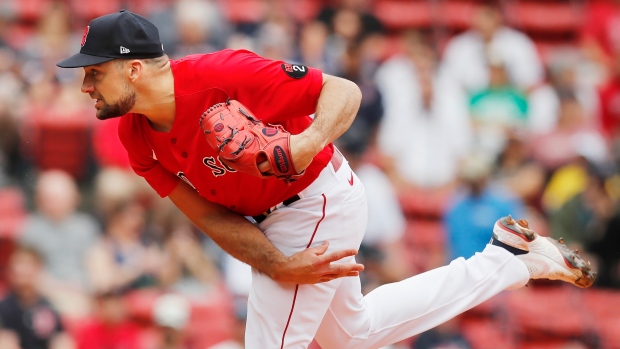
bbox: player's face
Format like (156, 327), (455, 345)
(81, 61), (137, 120)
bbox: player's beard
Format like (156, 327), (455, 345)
(96, 82), (137, 120)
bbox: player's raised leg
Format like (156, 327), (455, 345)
(314, 216), (596, 349)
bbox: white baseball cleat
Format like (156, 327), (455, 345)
(490, 215), (597, 288)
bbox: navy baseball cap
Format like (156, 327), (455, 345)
(57, 9), (164, 68)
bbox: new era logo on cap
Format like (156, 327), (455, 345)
(120, 46), (130, 54)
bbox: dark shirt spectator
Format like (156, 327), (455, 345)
(19, 169), (99, 318)
(74, 289), (141, 349)
(0, 245), (73, 349)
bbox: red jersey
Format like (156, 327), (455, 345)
(118, 49), (334, 216)
(580, 1), (620, 56)
(597, 78), (620, 139)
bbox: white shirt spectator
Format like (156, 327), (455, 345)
(441, 27), (543, 92)
(356, 163), (406, 246)
(375, 56), (472, 188)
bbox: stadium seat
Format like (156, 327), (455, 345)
(405, 219), (446, 248)
(124, 288), (162, 324)
(581, 288), (620, 348)
(11, 0), (49, 22)
(218, 0), (270, 24)
(373, 0), (434, 31)
(461, 317), (515, 349)
(596, 318), (620, 349)
(124, 285), (236, 348)
(68, 0), (122, 22)
(282, 0), (323, 24)
(504, 286), (590, 339)
(398, 188), (451, 219)
(0, 187), (26, 299)
(21, 107), (92, 181)
(404, 219), (447, 272)
(582, 288), (620, 320)
(436, 0), (479, 31)
(0, 187), (26, 239)
(186, 302), (235, 348)
(503, 1), (583, 34)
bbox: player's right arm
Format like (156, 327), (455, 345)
(118, 115), (362, 284)
(168, 179), (364, 284)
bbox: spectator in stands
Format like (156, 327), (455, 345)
(441, 2), (543, 94)
(254, 13), (296, 62)
(527, 49), (599, 137)
(19, 169), (99, 317)
(584, 138), (620, 289)
(596, 50), (620, 140)
(18, 2), (78, 85)
(73, 288), (141, 349)
(588, 207), (620, 289)
(314, 0), (385, 76)
(0, 102), (18, 187)
(411, 318), (471, 349)
(336, 114), (410, 293)
(295, 21), (338, 74)
(375, 30), (471, 190)
(19, 78), (93, 180)
(530, 93), (608, 173)
(334, 35), (411, 290)
(86, 199), (164, 294)
(157, 221), (221, 297)
(91, 118), (132, 170)
(316, 0), (384, 40)
(468, 55), (529, 157)
(0, 44), (23, 185)
(444, 152), (525, 260)
(580, 0), (620, 79)
(336, 38), (384, 148)
(0, 245), (74, 349)
(549, 162), (614, 250)
(151, 293), (192, 349)
(493, 132), (546, 211)
(166, 0), (227, 58)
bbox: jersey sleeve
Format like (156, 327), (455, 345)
(118, 115), (180, 198)
(193, 50), (324, 123)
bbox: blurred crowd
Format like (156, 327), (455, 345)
(1, 0), (620, 348)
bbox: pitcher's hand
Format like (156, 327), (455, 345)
(271, 241), (364, 284)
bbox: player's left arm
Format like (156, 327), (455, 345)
(290, 73), (362, 173)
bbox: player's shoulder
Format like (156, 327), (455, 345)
(172, 49), (262, 68)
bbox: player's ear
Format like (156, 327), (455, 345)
(127, 60), (144, 82)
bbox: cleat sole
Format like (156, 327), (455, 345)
(497, 216), (536, 242)
(547, 238), (597, 288)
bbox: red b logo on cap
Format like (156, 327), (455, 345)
(81, 26), (89, 47)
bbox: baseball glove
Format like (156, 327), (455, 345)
(199, 99), (304, 183)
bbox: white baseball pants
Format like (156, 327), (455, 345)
(244, 155), (530, 349)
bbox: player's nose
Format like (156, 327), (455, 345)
(81, 77), (94, 94)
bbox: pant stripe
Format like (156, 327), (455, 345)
(280, 194), (327, 349)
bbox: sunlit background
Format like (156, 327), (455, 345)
(0, 0), (619, 348)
